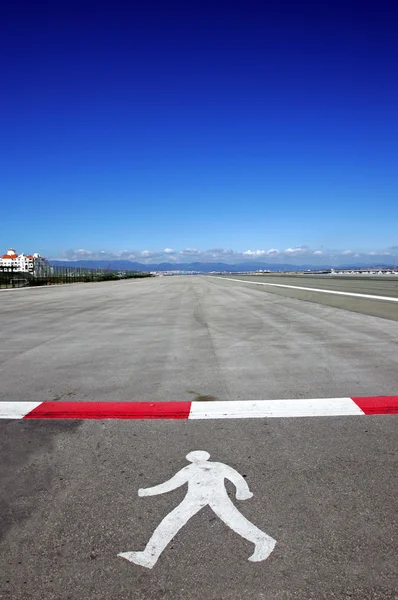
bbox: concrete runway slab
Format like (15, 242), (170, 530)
(211, 275), (398, 321)
(217, 274), (398, 298)
(0, 276), (397, 402)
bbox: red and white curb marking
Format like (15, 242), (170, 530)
(0, 396), (397, 420)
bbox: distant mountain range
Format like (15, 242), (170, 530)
(50, 260), (395, 273)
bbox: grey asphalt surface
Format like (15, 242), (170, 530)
(212, 274), (398, 321)
(0, 275), (397, 402)
(219, 274), (398, 298)
(1, 276), (397, 599)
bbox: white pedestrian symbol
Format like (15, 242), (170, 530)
(118, 451), (276, 569)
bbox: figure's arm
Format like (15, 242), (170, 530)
(224, 465), (253, 500)
(138, 467), (189, 497)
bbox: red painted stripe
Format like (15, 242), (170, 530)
(24, 401), (192, 420)
(352, 396), (398, 415)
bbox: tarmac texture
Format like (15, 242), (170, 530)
(218, 273), (398, 297)
(212, 274), (398, 321)
(0, 275), (397, 402)
(1, 276), (397, 599)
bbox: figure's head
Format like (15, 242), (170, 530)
(186, 450), (210, 463)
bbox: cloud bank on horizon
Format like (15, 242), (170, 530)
(55, 245), (398, 265)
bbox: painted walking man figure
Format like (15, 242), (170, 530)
(118, 451), (276, 569)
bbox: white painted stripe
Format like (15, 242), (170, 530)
(188, 398), (365, 419)
(0, 401), (42, 419)
(210, 276), (398, 303)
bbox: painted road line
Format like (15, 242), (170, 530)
(210, 276), (398, 303)
(23, 401), (191, 419)
(0, 401), (42, 419)
(352, 395), (398, 415)
(188, 398), (365, 419)
(0, 397), (397, 419)
(118, 450), (276, 569)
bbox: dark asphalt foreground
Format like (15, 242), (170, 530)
(0, 418), (397, 600)
(1, 276), (398, 599)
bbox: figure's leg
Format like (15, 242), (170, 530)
(209, 497), (276, 562)
(118, 497), (204, 569)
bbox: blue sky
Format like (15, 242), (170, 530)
(1, 1), (397, 264)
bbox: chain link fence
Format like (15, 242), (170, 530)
(0, 265), (152, 289)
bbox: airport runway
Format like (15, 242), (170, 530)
(0, 275), (397, 402)
(212, 274), (398, 321)
(1, 276), (397, 599)
(218, 273), (398, 298)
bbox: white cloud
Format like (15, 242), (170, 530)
(179, 248), (203, 255)
(284, 246), (309, 255)
(243, 250), (268, 256)
(207, 248), (237, 257)
(75, 249), (94, 256)
(55, 246), (396, 266)
(243, 247), (316, 259)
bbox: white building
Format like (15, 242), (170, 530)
(0, 248), (51, 276)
